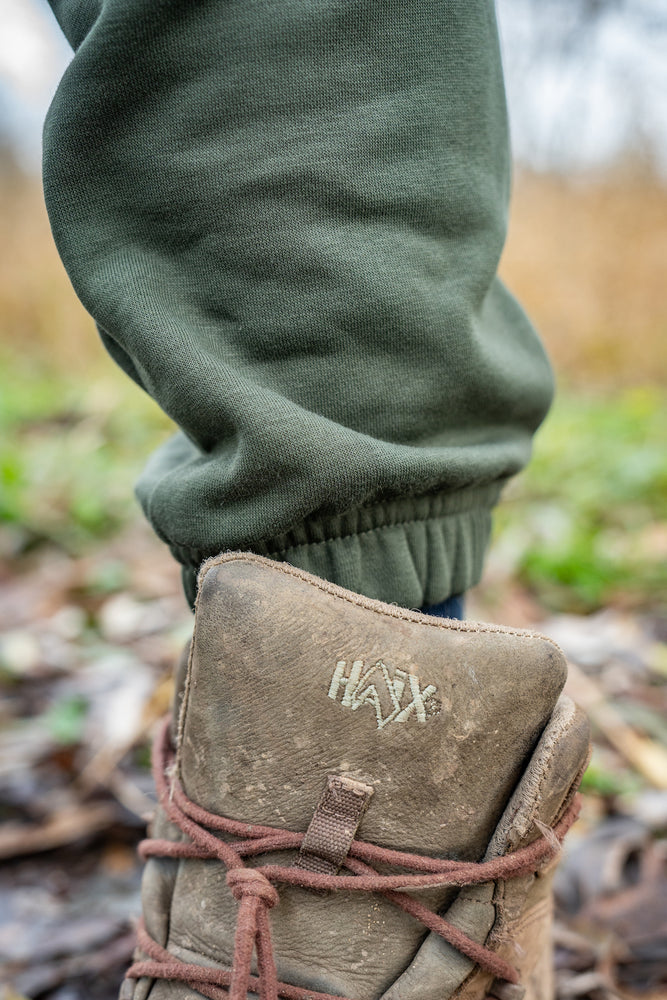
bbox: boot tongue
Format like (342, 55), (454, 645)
(178, 554), (566, 861)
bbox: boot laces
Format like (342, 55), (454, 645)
(125, 717), (580, 1000)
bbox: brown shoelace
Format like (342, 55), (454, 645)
(126, 717), (580, 1000)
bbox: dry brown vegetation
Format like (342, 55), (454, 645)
(502, 169), (667, 388)
(0, 171), (100, 373)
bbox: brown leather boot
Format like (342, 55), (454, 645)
(123, 552), (589, 1000)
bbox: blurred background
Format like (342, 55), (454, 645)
(0, 1), (665, 998)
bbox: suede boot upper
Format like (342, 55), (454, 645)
(131, 554), (589, 1000)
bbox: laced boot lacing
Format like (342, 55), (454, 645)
(126, 717), (580, 1000)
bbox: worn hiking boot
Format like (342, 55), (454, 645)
(123, 552), (590, 1000)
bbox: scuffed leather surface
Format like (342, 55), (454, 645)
(384, 697), (591, 1000)
(135, 553), (580, 1000)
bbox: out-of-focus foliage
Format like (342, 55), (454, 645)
(498, 0), (667, 175)
(496, 387), (667, 612)
(0, 365), (171, 556)
(501, 171), (667, 389)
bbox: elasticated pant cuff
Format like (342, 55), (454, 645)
(177, 483), (502, 609)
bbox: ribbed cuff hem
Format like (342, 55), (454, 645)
(176, 483), (502, 609)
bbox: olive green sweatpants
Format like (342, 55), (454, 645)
(44, 0), (553, 608)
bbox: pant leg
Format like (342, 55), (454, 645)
(43, 0), (553, 608)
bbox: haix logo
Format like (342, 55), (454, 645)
(328, 660), (439, 730)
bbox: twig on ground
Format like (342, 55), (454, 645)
(565, 660), (667, 790)
(0, 802), (117, 860)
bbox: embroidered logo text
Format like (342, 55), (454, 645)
(328, 660), (439, 730)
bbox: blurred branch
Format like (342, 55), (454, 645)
(0, 802), (117, 861)
(566, 660), (667, 790)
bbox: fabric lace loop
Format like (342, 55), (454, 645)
(126, 716), (580, 1000)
